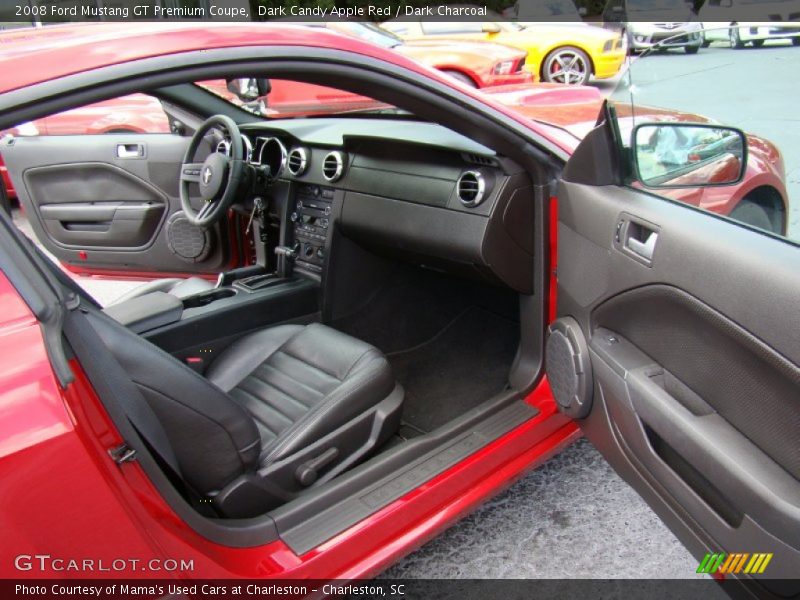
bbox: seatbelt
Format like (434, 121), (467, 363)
(62, 304), (183, 479)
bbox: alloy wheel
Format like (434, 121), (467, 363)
(543, 47), (591, 85)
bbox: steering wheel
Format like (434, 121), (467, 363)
(179, 115), (245, 228)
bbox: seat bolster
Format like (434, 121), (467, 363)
(206, 325), (305, 392)
(260, 351), (395, 464)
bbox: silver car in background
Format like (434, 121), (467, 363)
(603, 0), (704, 53)
(701, 0), (800, 48)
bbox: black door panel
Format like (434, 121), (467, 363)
(2, 134), (229, 275)
(27, 162), (166, 249)
(555, 179), (800, 589)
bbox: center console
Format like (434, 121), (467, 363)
(105, 181), (334, 362)
(291, 183), (333, 276)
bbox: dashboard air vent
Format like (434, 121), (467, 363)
(457, 171), (486, 207)
(287, 147), (309, 176)
(322, 151), (345, 182)
(463, 153), (497, 167)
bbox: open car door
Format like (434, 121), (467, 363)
(0, 94), (235, 278)
(547, 70), (800, 593)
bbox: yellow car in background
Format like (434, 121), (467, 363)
(383, 11), (626, 85)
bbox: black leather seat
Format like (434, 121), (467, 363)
(112, 276), (215, 304)
(85, 310), (403, 517)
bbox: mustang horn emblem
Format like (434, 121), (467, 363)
(202, 166), (213, 185)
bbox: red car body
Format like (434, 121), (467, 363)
(0, 22), (788, 581)
(395, 39), (532, 87)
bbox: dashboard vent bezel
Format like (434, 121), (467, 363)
(260, 137), (288, 178)
(287, 147), (309, 176)
(216, 135), (252, 162)
(462, 153), (498, 168)
(322, 151), (346, 182)
(457, 171), (486, 207)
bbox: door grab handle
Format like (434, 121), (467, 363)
(116, 143), (144, 159)
(627, 231), (658, 261)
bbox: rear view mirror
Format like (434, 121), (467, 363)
(225, 78), (271, 102)
(633, 123), (747, 188)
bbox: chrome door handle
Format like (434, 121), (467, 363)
(116, 143), (144, 158)
(627, 231), (658, 261)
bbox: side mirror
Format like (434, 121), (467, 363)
(633, 123), (747, 188)
(225, 78), (271, 103)
(482, 22), (502, 34)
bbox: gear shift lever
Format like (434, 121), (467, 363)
(274, 244), (298, 260)
(274, 242), (299, 278)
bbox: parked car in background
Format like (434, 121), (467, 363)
(602, 0), (704, 53)
(383, 8), (626, 85)
(486, 85), (788, 234)
(309, 21), (533, 88)
(700, 0), (800, 48)
(0, 94), (171, 203)
(3, 94), (170, 137)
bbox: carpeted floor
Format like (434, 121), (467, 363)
(332, 266), (520, 433)
(387, 307), (518, 433)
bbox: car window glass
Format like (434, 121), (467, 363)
(197, 79), (394, 119)
(2, 94), (170, 137)
(610, 26), (798, 244)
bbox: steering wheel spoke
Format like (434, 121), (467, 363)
(180, 162), (204, 183)
(179, 115), (244, 228)
(196, 200), (216, 221)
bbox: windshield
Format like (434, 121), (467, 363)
(196, 79), (399, 119)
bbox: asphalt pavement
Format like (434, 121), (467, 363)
(12, 39), (800, 579)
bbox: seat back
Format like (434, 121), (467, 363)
(85, 309), (261, 496)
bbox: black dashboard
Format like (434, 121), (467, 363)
(234, 118), (536, 294)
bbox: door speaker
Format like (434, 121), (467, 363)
(545, 317), (593, 418)
(166, 211), (212, 263)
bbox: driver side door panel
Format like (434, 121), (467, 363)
(2, 134), (230, 275)
(556, 179), (800, 590)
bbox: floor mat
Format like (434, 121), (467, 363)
(388, 307), (519, 433)
(332, 269), (478, 354)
